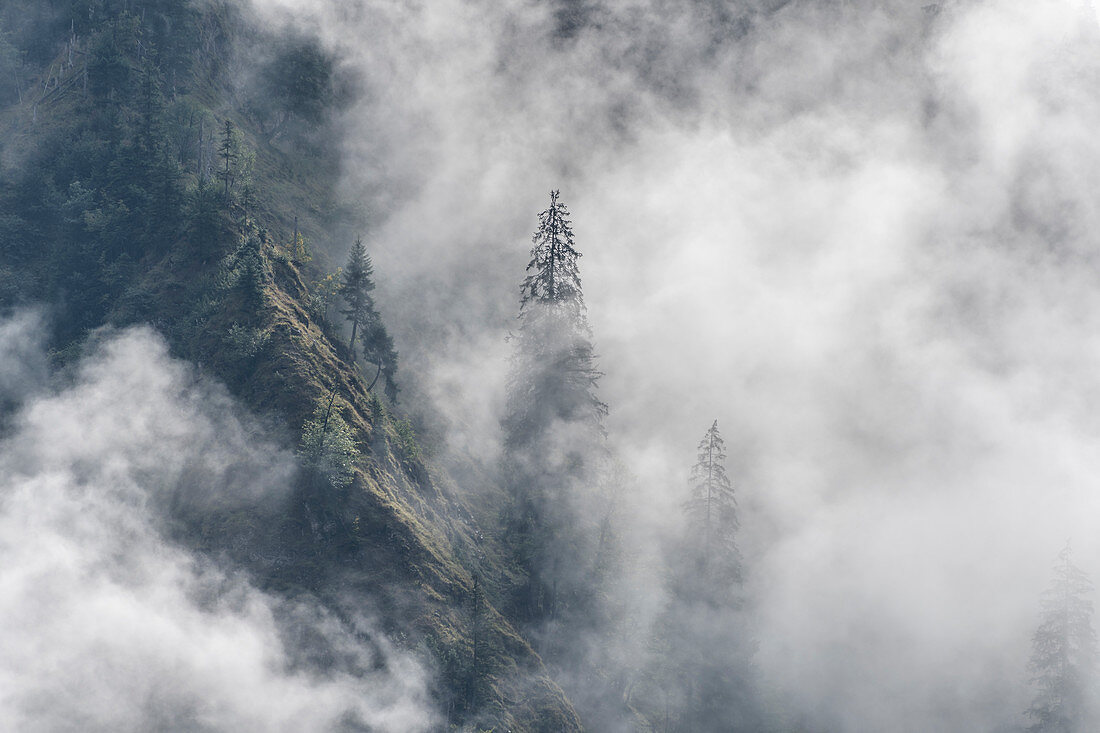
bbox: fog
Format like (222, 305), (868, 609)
(245, 0), (1100, 729)
(0, 318), (435, 732)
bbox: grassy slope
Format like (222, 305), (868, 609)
(153, 217), (580, 732)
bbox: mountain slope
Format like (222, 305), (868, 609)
(0, 2), (581, 729)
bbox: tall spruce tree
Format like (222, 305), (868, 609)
(502, 189), (607, 626)
(1027, 543), (1098, 733)
(340, 236), (399, 399)
(341, 236), (375, 355)
(504, 190), (605, 449)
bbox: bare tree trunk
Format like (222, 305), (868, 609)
(316, 385), (340, 455)
(366, 361), (382, 392)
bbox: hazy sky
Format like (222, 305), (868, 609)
(233, 0), (1100, 729)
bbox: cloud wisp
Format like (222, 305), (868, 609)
(0, 319), (436, 732)
(244, 0), (1100, 729)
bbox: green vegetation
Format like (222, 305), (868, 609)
(0, 2), (579, 730)
(341, 234), (399, 400)
(0, 5), (771, 731)
(299, 393), (360, 490)
(394, 416), (422, 463)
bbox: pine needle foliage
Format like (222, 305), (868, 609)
(506, 190), (606, 450)
(501, 190), (608, 626)
(521, 189), (586, 322)
(340, 235), (375, 353)
(338, 236), (399, 400)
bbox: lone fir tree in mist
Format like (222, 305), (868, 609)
(340, 237), (399, 400)
(642, 420), (762, 733)
(502, 190), (608, 625)
(341, 236), (375, 353)
(504, 190), (606, 449)
(1027, 543), (1098, 733)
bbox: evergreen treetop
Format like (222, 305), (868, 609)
(641, 419), (760, 732)
(501, 189), (607, 627)
(218, 119), (238, 199)
(506, 190), (605, 447)
(520, 189), (588, 328)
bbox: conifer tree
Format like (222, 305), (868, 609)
(290, 216), (310, 263)
(464, 573), (490, 712)
(521, 189), (585, 316)
(218, 119), (237, 200)
(340, 236), (399, 399)
(186, 177), (222, 260)
(1027, 543), (1098, 733)
(641, 420), (761, 732)
(135, 66), (179, 238)
(340, 236), (375, 355)
(212, 119), (255, 207)
(360, 317), (399, 401)
(504, 190), (606, 450)
(502, 190), (607, 625)
(685, 420), (742, 594)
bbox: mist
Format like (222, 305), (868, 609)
(226, 0), (1100, 729)
(0, 316), (436, 732)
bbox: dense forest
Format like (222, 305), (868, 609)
(2, 1), (1100, 731)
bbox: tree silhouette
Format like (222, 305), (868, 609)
(685, 420), (742, 593)
(641, 420), (761, 732)
(502, 190), (607, 625)
(218, 119), (237, 199)
(340, 236), (398, 399)
(504, 190), (605, 450)
(1027, 543), (1098, 733)
(340, 236), (375, 354)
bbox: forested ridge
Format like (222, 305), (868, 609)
(1, 2), (1098, 732)
(0, 2), (582, 729)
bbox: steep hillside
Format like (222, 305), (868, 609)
(0, 2), (580, 729)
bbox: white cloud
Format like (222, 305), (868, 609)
(243, 0), (1100, 728)
(0, 321), (436, 732)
